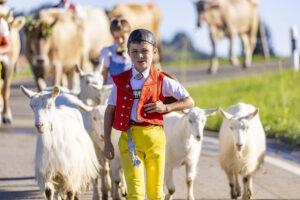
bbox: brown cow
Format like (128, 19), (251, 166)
(0, 15), (25, 124)
(107, 3), (162, 70)
(24, 9), (85, 91)
(195, 0), (259, 73)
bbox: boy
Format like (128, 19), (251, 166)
(104, 29), (194, 200)
(99, 18), (132, 85)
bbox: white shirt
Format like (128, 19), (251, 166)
(0, 18), (9, 37)
(107, 67), (189, 122)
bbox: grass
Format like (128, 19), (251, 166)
(13, 63), (33, 78)
(187, 66), (300, 146)
(161, 55), (288, 68)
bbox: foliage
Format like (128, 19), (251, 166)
(187, 68), (300, 146)
(24, 15), (54, 38)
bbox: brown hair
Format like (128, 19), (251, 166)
(110, 18), (131, 34)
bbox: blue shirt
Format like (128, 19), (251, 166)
(99, 44), (132, 84)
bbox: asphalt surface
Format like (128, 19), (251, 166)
(1, 60), (300, 199)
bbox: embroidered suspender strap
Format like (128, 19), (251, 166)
(127, 127), (141, 167)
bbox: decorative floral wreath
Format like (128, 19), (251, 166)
(24, 16), (54, 39)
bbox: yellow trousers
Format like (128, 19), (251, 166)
(119, 125), (166, 200)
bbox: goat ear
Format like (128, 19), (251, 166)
(246, 108), (259, 121)
(88, 83), (102, 91)
(219, 108), (232, 120)
(77, 104), (93, 113)
(95, 58), (104, 73)
(74, 64), (85, 77)
(181, 108), (191, 115)
(204, 108), (218, 116)
(51, 86), (60, 99)
(20, 85), (36, 99)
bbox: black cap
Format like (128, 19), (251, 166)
(128, 29), (156, 47)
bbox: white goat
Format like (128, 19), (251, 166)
(163, 107), (218, 200)
(78, 104), (127, 200)
(51, 92), (111, 200)
(20, 85), (100, 200)
(88, 83), (113, 105)
(74, 60), (105, 105)
(219, 102), (266, 200)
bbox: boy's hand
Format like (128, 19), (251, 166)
(144, 101), (168, 113)
(104, 141), (115, 160)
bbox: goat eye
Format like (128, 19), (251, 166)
(93, 117), (97, 121)
(188, 119), (192, 123)
(230, 126), (234, 131)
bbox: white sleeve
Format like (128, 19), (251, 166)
(107, 82), (117, 106)
(0, 18), (10, 37)
(162, 76), (189, 100)
(99, 47), (112, 69)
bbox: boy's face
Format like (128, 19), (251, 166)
(128, 42), (158, 72)
(112, 31), (130, 48)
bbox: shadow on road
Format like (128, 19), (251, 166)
(0, 189), (41, 200)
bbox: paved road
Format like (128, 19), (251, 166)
(1, 62), (300, 199)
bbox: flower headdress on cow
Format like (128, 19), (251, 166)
(24, 15), (57, 38)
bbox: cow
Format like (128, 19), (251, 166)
(24, 8), (84, 91)
(24, 7), (113, 91)
(0, 12), (25, 124)
(195, 0), (259, 73)
(107, 3), (162, 70)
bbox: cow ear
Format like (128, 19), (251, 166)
(74, 64), (85, 77)
(246, 108), (259, 121)
(77, 104), (93, 113)
(51, 86), (60, 99)
(20, 85), (36, 99)
(219, 108), (232, 120)
(204, 108), (218, 116)
(11, 16), (26, 31)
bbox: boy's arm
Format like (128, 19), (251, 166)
(104, 104), (116, 160)
(144, 96), (194, 114)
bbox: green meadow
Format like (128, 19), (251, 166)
(187, 68), (300, 146)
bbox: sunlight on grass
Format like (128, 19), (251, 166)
(187, 68), (300, 146)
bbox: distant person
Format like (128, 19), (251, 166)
(0, 14), (11, 58)
(53, 0), (83, 17)
(99, 18), (132, 85)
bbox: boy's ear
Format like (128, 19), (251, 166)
(153, 47), (158, 55)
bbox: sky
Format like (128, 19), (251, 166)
(6, 0), (300, 57)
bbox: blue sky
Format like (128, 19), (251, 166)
(6, 0), (300, 57)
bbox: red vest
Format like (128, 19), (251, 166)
(0, 16), (7, 46)
(112, 67), (165, 131)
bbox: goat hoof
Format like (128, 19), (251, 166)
(74, 196), (79, 200)
(45, 188), (52, 198)
(2, 117), (12, 124)
(248, 189), (253, 199)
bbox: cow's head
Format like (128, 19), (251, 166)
(21, 85), (60, 134)
(195, 0), (219, 27)
(219, 108), (259, 152)
(183, 107), (218, 141)
(24, 18), (57, 68)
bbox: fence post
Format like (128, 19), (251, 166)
(291, 26), (299, 71)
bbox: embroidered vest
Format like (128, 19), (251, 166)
(112, 67), (165, 131)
